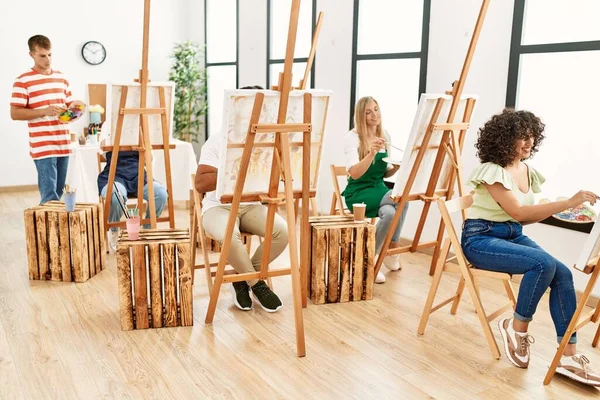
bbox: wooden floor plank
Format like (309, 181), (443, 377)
(0, 190), (599, 398)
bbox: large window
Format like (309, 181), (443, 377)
(507, 0), (600, 232)
(350, 0), (430, 161)
(267, 0), (316, 89)
(205, 0), (238, 138)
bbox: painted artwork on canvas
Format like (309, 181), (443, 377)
(105, 82), (175, 146)
(392, 93), (478, 197)
(216, 89), (331, 200)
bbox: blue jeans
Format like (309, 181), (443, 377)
(100, 181), (168, 230)
(461, 219), (577, 344)
(33, 156), (69, 204)
(375, 190), (409, 254)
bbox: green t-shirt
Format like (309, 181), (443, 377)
(466, 162), (546, 222)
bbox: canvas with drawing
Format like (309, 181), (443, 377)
(215, 89), (331, 200)
(392, 93), (478, 197)
(104, 82), (175, 146)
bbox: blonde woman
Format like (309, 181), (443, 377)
(343, 96), (408, 283)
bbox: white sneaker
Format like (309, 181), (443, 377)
(108, 229), (119, 254)
(556, 354), (600, 386)
(383, 254), (402, 271)
(375, 269), (386, 284)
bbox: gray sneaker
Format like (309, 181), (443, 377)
(251, 281), (283, 313)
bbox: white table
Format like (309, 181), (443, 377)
(65, 139), (197, 202)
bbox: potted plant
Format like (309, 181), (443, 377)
(168, 42), (207, 143)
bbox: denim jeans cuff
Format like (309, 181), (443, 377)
(513, 312), (533, 323)
(557, 335), (577, 345)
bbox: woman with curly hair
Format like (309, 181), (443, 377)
(462, 108), (600, 386)
(343, 96), (408, 284)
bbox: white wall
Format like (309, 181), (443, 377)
(0, 0), (189, 186)
(239, 0), (268, 89)
(313, 0), (355, 212)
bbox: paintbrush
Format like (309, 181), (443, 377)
(384, 141), (404, 153)
(112, 183), (130, 219)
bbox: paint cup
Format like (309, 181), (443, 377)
(353, 203), (366, 222)
(88, 135), (98, 145)
(64, 192), (76, 212)
(126, 216), (140, 240)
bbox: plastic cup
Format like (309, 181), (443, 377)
(64, 192), (76, 212)
(88, 135), (98, 145)
(353, 203), (366, 222)
(126, 216), (141, 240)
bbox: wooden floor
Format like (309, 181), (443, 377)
(1, 190), (600, 399)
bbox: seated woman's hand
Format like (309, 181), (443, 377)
(568, 190), (599, 208)
(369, 138), (386, 156)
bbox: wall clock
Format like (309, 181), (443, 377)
(82, 41), (106, 65)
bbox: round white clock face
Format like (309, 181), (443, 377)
(82, 41), (106, 65)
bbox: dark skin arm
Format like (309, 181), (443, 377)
(195, 164), (217, 193)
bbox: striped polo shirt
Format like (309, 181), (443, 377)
(10, 69), (73, 160)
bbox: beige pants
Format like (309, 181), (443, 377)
(202, 204), (289, 286)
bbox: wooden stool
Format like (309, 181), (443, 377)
(24, 201), (106, 282)
(418, 194), (517, 360)
(116, 229), (193, 330)
(309, 215), (375, 304)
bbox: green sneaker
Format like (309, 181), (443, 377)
(251, 281), (283, 313)
(231, 281), (252, 311)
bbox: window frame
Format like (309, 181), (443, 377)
(349, 0), (431, 128)
(204, 0), (240, 141)
(506, 0), (600, 108)
(506, 0), (600, 233)
(266, 0), (317, 89)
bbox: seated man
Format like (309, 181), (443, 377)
(196, 132), (286, 313)
(98, 150), (168, 251)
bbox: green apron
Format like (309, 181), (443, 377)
(342, 151), (390, 218)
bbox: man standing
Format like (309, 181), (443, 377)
(10, 35), (79, 204)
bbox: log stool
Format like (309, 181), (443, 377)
(116, 229), (193, 330)
(309, 216), (375, 304)
(24, 201), (106, 282)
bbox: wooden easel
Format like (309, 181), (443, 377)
(102, 0), (175, 231)
(204, 0), (314, 357)
(544, 253), (600, 384)
(374, 0), (489, 278)
(272, 11), (324, 220)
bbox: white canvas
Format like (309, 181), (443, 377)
(392, 93), (478, 197)
(215, 89), (331, 200)
(575, 221), (600, 271)
(104, 82), (175, 146)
